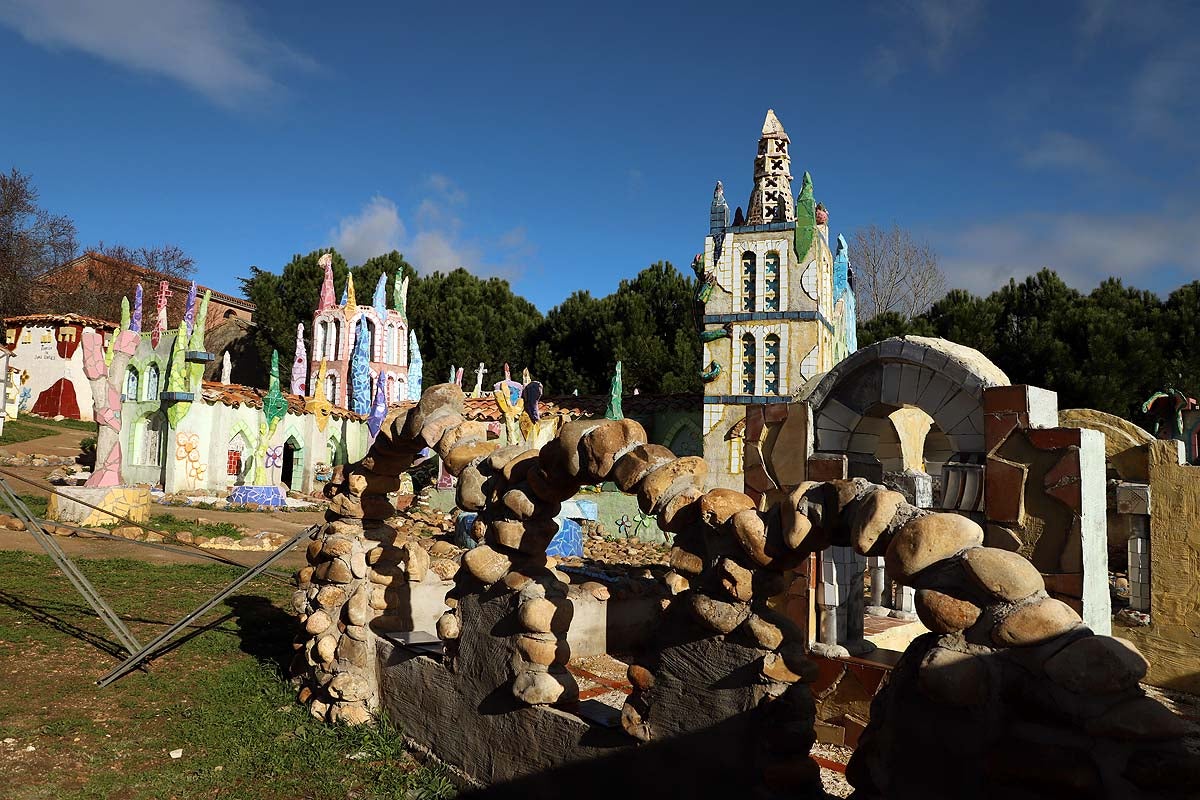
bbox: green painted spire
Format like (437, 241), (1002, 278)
(793, 171), (816, 262)
(120, 297), (131, 331)
(604, 361), (623, 420)
(166, 322), (191, 427)
(263, 350), (288, 429)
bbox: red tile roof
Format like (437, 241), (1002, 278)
(42, 253), (255, 312)
(4, 313), (118, 329)
(200, 381), (365, 421)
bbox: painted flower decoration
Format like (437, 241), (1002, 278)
(265, 445), (284, 468)
(615, 515), (632, 536)
(633, 512), (656, 533)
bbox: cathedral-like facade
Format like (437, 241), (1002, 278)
(700, 109), (857, 490)
(307, 253), (417, 412)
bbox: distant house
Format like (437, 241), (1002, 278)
(32, 252), (255, 325)
(2, 313), (117, 420)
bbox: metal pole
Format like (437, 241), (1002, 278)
(0, 480), (143, 655)
(96, 524), (318, 687)
(0, 467), (292, 581)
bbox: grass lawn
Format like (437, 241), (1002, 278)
(0, 415), (96, 445)
(0, 551), (455, 800)
(106, 514), (248, 541)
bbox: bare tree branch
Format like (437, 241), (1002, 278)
(851, 223), (947, 320)
(0, 167), (78, 318)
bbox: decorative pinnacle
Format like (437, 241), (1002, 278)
(761, 108), (787, 138)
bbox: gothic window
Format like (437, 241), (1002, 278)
(741, 333), (756, 394)
(764, 334), (780, 394)
(125, 367), (139, 399)
(143, 365), (160, 401)
(764, 251), (781, 311)
(327, 320), (341, 359)
(367, 319), (379, 361)
(315, 321), (327, 357)
(140, 414), (164, 466)
(384, 324), (396, 363)
(741, 252), (757, 312)
(325, 373), (338, 406)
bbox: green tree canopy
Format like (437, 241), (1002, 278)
(857, 268), (1189, 423)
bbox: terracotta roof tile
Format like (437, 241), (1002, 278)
(200, 381), (365, 421)
(4, 313), (118, 329)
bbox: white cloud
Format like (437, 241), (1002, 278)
(0, 0), (308, 106)
(1019, 131), (1114, 176)
(331, 196), (406, 265)
(866, 0), (988, 83)
(936, 206), (1200, 295)
(330, 177), (535, 278)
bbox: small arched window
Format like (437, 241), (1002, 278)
(764, 334), (780, 394)
(125, 367), (139, 399)
(315, 321), (327, 358)
(367, 319), (379, 361)
(141, 414), (164, 466)
(764, 252), (781, 311)
(741, 252), (757, 312)
(143, 365), (160, 401)
(741, 333), (756, 394)
(384, 324), (396, 363)
(325, 373), (338, 406)
(327, 320), (341, 360)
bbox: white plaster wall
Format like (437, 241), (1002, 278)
(7, 324), (98, 419)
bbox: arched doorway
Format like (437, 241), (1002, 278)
(800, 336), (1011, 657)
(281, 436), (303, 490)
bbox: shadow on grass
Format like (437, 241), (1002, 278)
(0, 589), (126, 658)
(225, 594), (295, 674)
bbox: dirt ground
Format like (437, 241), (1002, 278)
(0, 428), (318, 570)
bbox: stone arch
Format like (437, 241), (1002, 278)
(805, 336), (1010, 465)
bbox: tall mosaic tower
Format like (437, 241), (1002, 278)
(699, 109), (857, 491)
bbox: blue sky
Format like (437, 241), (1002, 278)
(2, 0), (1198, 310)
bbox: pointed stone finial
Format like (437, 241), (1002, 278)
(762, 108), (785, 136)
(221, 351), (232, 384)
(747, 109), (794, 225)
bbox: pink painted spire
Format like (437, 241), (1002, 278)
(291, 322), (308, 395)
(317, 253), (335, 311)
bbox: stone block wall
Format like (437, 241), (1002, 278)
(983, 385), (1111, 632)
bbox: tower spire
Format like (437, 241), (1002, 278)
(745, 108), (794, 225)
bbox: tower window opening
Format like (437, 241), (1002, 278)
(741, 333), (756, 394)
(742, 252), (757, 312)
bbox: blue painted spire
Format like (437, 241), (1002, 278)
(373, 273), (388, 317)
(349, 317), (372, 414)
(407, 331), (423, 401)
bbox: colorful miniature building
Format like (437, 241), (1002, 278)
(307, 254), (413, 409)
(699, 110), (856, 491)
(2, 313), (118, 419)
